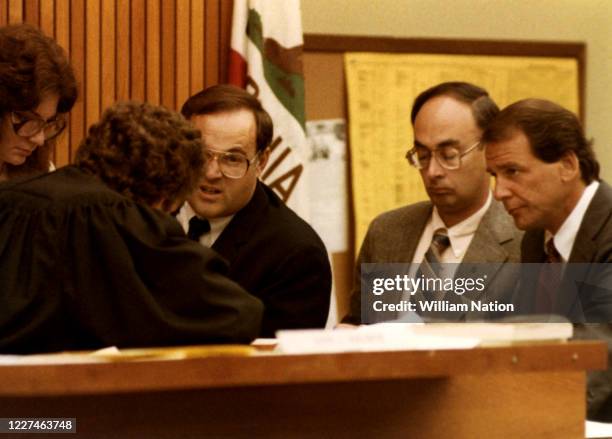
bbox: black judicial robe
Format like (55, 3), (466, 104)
(0, 166), (263, 354)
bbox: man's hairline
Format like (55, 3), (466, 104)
(411, 93), (481, 127)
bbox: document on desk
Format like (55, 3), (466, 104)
(276, 322), (573, 354)
(409, 322), (573, 345)
(586, 420), (612, 438)
(277, 324), (478, 354)
(0, 345), (255, 365)
(0, 353), (108, 365)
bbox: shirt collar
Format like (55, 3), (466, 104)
(208, 215), (234, 240)
(177, 202), (234, 245)
(431, 191), (492, 258)
(546, 180), (599, 262)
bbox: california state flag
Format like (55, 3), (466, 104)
(229, 0), (310, 221)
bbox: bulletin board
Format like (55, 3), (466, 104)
(303, 34), (585, 320)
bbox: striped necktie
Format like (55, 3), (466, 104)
(422, 228), (451, 277)
(415, 228), (451, 305)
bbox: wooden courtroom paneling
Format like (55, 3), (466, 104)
(85, 0), (101, 130)
(101, 0), (116, 111)
(0, 0), (233, 166)
(146, 0), (161, 105)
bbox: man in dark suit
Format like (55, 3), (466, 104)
(483, 98), (612, 420)
(343, 82), (523, 324)
(177, 85), (331, 338)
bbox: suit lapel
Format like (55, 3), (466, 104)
(458, 200), (512, 294)
(569, 182), (612, 263)
(396, 203), (431, 262)
(462, 200), (513, 264)
(519, 182), (612, 319)
(212, 181), (267, 264)
(447, 200), (517, 318)
(372, 203), (430, 322)
(561, 182), (612, 319)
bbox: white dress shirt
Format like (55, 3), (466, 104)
(176, 202), (234, 247)
(545, 181), (599, 262)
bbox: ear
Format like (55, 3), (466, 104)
(255, 147), (270, 177)
(558, 151), (580, 182)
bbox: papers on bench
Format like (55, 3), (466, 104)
(586, 420), (612, 438)
(0, 323), (573, 362)
(276, 322), (573, 354)
(0, 345), (255, 365)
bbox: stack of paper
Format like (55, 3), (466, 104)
(409, 322), (573, 344)
(276, 322), (573, 354)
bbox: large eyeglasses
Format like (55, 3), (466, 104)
(203, 148), (261, 179)
(11, 111), (67, 141)
(406, 141), (482, 170)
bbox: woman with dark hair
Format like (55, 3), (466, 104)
(0, 23), (77, 181)
(0, 101), (262, 353)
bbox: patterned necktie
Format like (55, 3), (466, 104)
(422, 229), (451, 277)
(417, 229), (451, 304)
(187, 216), (210, 242)
(535, 238), (562, 312)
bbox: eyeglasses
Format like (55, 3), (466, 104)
(11, 111), (67, 141)
(406, 141), (482, 170)
(203, 148), (261, 179)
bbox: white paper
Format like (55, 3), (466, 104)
(586, 420), (612, 438)
(305, 119), (349, 253)
(276, 324), (479, 354)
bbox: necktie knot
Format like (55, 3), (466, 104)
(423, 228), (450, 269)
(545, 239), (562, 263)
(188, 216), (210, 241)
(431, 229), (450, 253)
(416, 228), (451, 310)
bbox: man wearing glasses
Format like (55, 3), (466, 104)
(177, 85), (331, 338)
(343, 81), (523, 324)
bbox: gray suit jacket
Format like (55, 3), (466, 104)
(521, 181), (612, 421)
(343, 198), (523, 324)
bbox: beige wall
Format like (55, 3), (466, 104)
(302, 0), (612, 180)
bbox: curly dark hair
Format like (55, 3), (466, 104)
(75, 102), (204, 208)
(0, 23), (77, 178)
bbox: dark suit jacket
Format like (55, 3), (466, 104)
(520, 180), (612, 420)
(343, 198), (523, 324)
(212, 181), (331, 337)
(519, 182), (612, 321)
